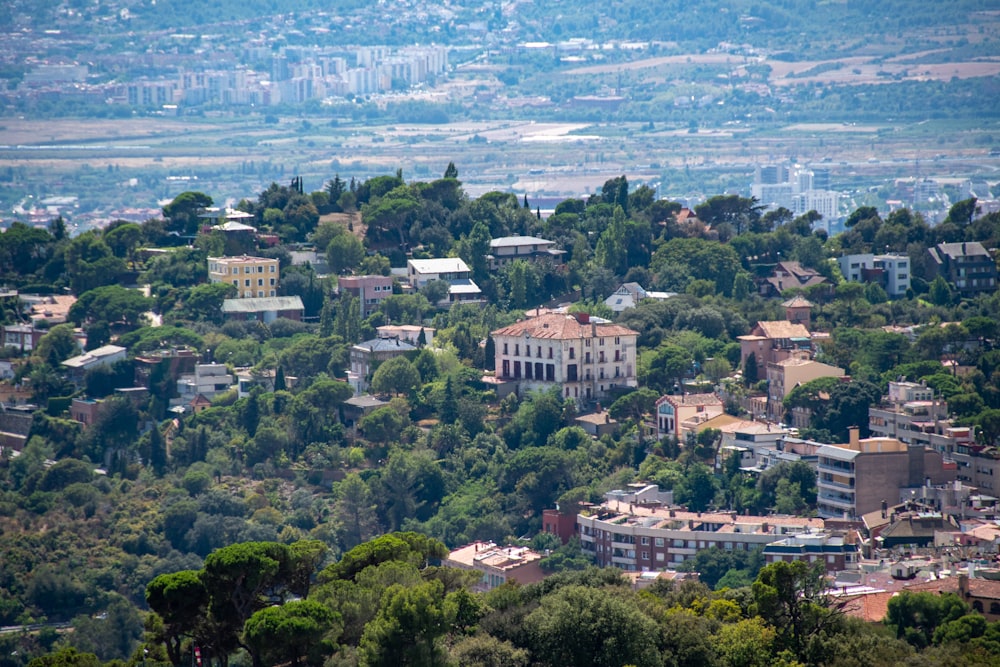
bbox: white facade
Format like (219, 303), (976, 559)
(175, 363), (235, 405)
(491, 313), (638, 404)
(837, 253), (910, 297)
(406, 258), (482, 306)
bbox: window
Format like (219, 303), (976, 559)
(245, 279), (250, 286)
(569, 348), (575, 359)
(502, 360), (510, 377)
(515, 344), (519, 356)
(270, 278), (276, 286)
(513, 361), (521, 378)
(654, 538), (664, 547)
(525, 363), (533, 380)
(548, 348), (553, 359)
(537, 346), (542, 358)
(269, 265), (276, 273)
(640, 537), (649, 545)
(567, 364), (578, 382)
(503, 343), (508, 355)
(641, 551), (649, 560)
(656, 552), (665, 562)
(257, 279), (263, 286)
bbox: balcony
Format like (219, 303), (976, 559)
(818, 491), (854, 508)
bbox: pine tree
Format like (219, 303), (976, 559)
(440, 375), (459, 424)
(443, 162), (458, 179)
(244, 391), (260, 437)
(148, 425), (167, 475)
(319, 298), (334, 337)
(274, 366), (286, 392)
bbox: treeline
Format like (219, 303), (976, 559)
(59, 534), (1000, 667)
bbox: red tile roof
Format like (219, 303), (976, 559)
(491, 313), (637, 340)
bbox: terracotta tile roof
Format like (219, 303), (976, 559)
(660, 392), (722, 407)
(694, 413), (744, 432)
(838, 590), (895, 623)
(754, 320), (811, 339)
(782, 295), (814, 308)
(491, 313), (638, 340)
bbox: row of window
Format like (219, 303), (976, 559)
(500, 338), (625, 358)
(232, 278), (277, 287)
(501, 360), (556, 382)
(241, 290), (277, 298)
(215, 264), (276, 274)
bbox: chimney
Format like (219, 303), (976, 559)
(849, 427), (860, 448)
(881, 499), (888, 519)
(761, 522), (769, 533)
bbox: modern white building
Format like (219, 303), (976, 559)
(490, 312), (638, 403)
(837, 253), (911, 297)
(406, 258), (482, 306)
(61, 345), (127, 376)
(174, 363), (235, 405)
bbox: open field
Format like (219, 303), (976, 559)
(2, 112), (999, 225)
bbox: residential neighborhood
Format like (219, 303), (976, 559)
(1, 168), (1000, 667)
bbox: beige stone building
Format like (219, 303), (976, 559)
(817, 430), (956, 520)
(208, 255), (279, 298)
(491, 312), (638, 404)
(444, 541), (548, 592)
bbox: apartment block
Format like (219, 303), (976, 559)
(577, 498), (824, 572)
(338, 274), (394, 318)
(816, 430), (956, 520)
(444, 542), (547, 592)
(766, 355), (844, 421)
(208, 255), (279, 298)
(868, 382), (972, 460)
(927, 242), (998, 298)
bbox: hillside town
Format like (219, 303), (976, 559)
(2, 167), (1000, 666)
